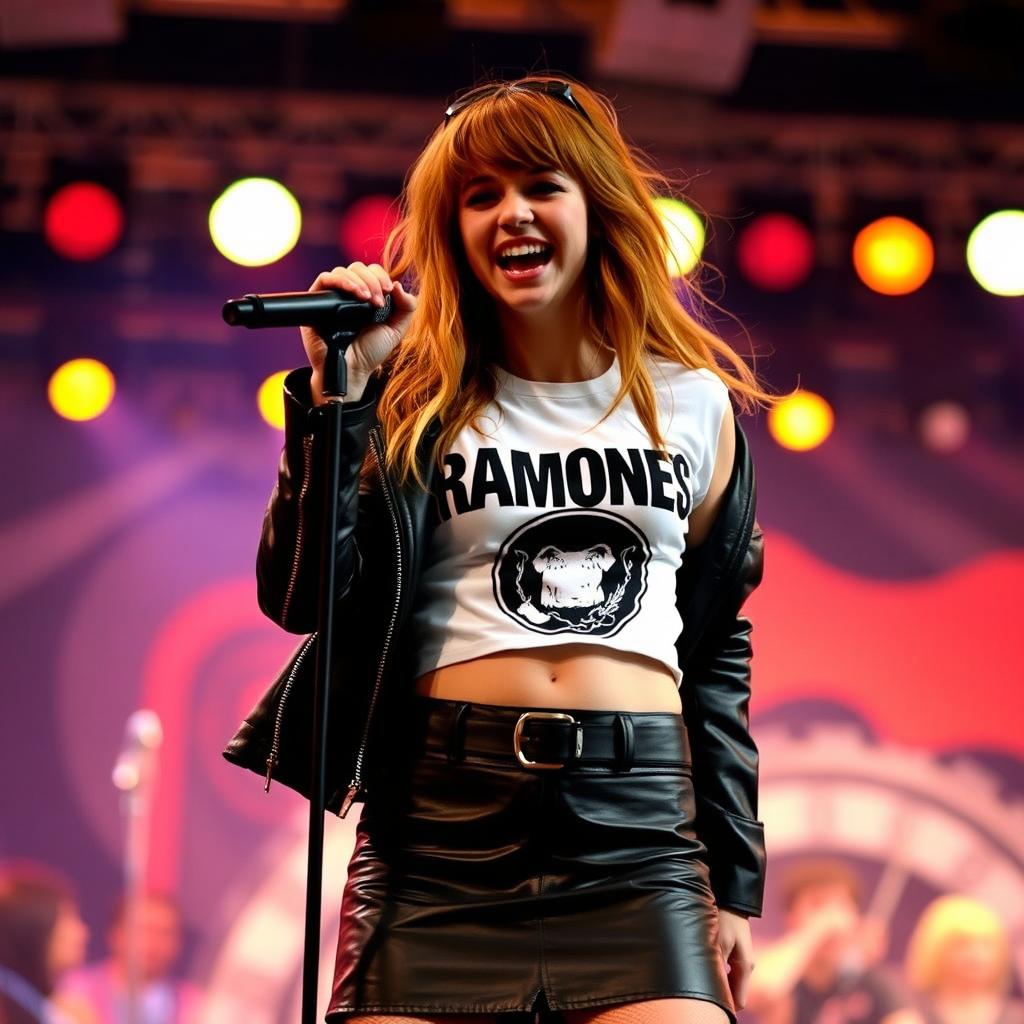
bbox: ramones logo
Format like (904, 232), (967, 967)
(492, 510), (651, 637)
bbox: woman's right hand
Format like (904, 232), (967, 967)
(302, 261), (417, 404)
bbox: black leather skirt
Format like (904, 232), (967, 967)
(327, 695), (735, 1024)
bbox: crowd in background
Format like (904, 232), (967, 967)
(0, 855), (1019, 1024)
(0, 865), (196, 1024)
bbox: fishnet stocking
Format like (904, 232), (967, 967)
(342, 997), (733, 1024)
(566, 997), (732, 1024)
(345, 1017), (492, 1024)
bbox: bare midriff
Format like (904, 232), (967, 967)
(413, 644), (682, 713)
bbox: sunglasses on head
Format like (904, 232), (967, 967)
(444, 79), (593, 127)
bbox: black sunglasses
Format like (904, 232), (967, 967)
(444, 80), (593, 127)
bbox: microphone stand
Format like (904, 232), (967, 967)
(300, 324), (355, 1024)
(113, 713), (163, 1024)
(122, 784), (146, 1024)
(222, 289), (392, 1023)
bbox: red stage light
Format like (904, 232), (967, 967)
(736, 212), (815, 291)
(338, 194), (399, 264)
(44, 181), (124, 261)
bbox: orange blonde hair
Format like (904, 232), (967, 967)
(378, 73), (785, 488)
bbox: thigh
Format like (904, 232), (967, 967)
(565, 998), (731, 1024)
(345, 1016), (501, 1024)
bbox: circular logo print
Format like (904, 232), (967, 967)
(492, 509), (651, 636)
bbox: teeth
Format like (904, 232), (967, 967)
(498, 243), (549, 259)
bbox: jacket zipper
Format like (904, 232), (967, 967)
(279, 433), (314, 630)
(264, 630), (317, 791)
(339, 425), (403, 818)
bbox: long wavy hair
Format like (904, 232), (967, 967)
(376, 73), (784, 488)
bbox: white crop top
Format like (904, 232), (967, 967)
(409, 353), (730, 687)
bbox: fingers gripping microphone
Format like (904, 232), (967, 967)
(222, 289), (393, 329)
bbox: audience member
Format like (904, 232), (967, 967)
(0, 861), (92, 1024)
(887, 894), (1024, 1024)
(746, 858), (912, 1024)
(57, 893), (198, 1024)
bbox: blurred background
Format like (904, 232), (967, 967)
(1, 1), (1021, 1022)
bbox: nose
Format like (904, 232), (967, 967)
(497, 188), (533, 228)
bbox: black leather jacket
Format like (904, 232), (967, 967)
(225, 365), (768, 918)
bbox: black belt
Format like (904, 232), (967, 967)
(413, 696), (691, 772)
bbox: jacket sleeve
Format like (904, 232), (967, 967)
(256, 365), (383, 634)
(681, 518), (767, 918)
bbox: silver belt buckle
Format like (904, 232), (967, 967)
(513, 711), (582, 769)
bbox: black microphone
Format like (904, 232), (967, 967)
(222, 289), (393, 329)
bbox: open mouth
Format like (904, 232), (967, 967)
(496, 245), (554, 275)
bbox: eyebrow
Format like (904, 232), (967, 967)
(461, 165), (561, 192)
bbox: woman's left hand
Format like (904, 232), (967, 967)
(717, 908), (756, 1012)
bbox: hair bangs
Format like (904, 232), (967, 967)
(445, 93), (589, 188)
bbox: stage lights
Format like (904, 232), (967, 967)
(919, 401), (971, 453)
(736, 213), (815, 291)
(44, 182), (124, 261)
(853, 216), (934, 295)
(48, 358), (116, 421)
(209, 178), (302, 267)
(257, 371), (289, 430)
(339, 194), (400, 264)
(967, 210), (1024, 297)
(653, 197), (705, 278)
(768, 390), (834, 452)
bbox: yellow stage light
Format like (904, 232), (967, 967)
(853, 216), (933, 295)
(209, 178), (301, 267)
(48, 358), (116, 421)
(768, 389), (833, 451)
(257, 371), (289, 430)
(653, 197), (705, 277)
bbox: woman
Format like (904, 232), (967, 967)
(0, 861), (92, 1024)
(888, 895), (1024, 1024)
(228, 74), (782, 1024)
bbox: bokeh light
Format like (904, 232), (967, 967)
(966, 210), (1024, 296)
(257, 371), (289, 430)
(339, 194), (400, 264)
(736, 212), (815, 291)
(48, 358), (116, 421)
(853, 216), (934, 295)
(653, 197), (705, 277)
(44, 182), (124, 261)
(209, 178), (301, 267)
(768, 389), (834, 451)
(919, 400), (971, 452)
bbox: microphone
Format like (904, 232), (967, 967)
(112, 710), (164, 792)
(222, 289), (393, 329)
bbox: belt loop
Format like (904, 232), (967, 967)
(447, 701), (470, 763)
(613, 713), (635, 772)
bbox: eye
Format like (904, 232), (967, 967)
(525, 180), (565, 198)
(462, 180), (565, 207)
